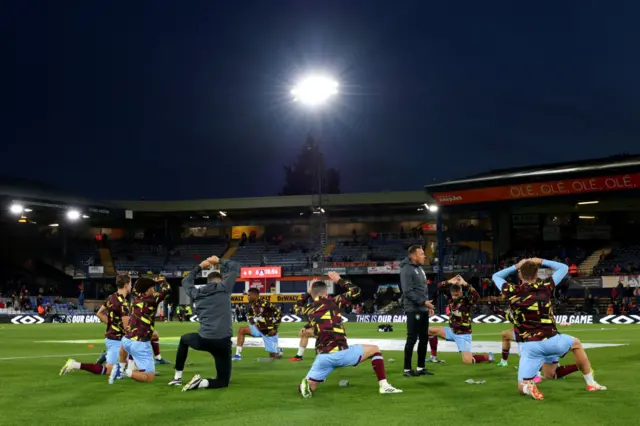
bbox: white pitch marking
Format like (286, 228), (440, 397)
(35, 338), (625, 355)
(0, 353), (103, 361)
(470, 327), (617, 337)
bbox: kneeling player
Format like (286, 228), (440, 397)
(493, 258), (606, 400)
(289, 292), (315, 361)
(120, 277), (171, 383)
(298, 272), (401, 397)
(428, 276), (493, 364)
(234, 288), (282, 360)
(289, 326), (314, 361)
(60, 274), (132, 382)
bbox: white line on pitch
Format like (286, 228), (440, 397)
(0, 353), (102, 361)
(471, 327), (616, 337)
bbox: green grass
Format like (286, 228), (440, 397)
(0, 322), (636, 426)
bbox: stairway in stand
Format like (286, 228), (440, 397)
(579, 248), (610, 275)
(222, 240), (239, 259)
(99, 248), (115, 275)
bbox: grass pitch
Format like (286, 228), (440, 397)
(0, 322), (635, 426)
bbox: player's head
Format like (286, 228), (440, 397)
(134, 277), (156, 295)
(207, 271), (223, 283)
(450, 284), (463, 300)
(116, 274), (132, 294)
(247, 287), (260, 302)
(518, 261), (539, 283)
(310, 280), (328, 298)
(408, 245), (425, 265)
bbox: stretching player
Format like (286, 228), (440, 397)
(119, 276), (171, 383)
(298, 271), (402, 397)
(59, 274), (132, 381)
(427, 275), (493, 364)
(233, 288), (282, 360)
(289, 292), (315, 361)
(493, 258), (606, 400)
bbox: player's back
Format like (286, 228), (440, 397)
(307, 297), (349, 354)
(104, 292), (129, 340)
(127, 291), (161, 341)
(508, 280), (557, 342)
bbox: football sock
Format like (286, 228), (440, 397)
(428, 336), (438, 357)
(80, 363), (105, 375)
(555, 364), (579, 378)
(472, 354), (490, 363)
(371, 353), (386, 381)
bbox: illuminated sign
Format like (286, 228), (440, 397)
(433, 173), (639, 206)
(240, 266), (282, 279)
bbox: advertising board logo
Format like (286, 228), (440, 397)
(599, 315), (640, 325)
(11, 315), (45, 325)
(281, 315), (302, 323)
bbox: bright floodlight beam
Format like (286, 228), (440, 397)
(67, 210), (81, 221)
(10, 203), (24, 214)
(291, 75), (339, 106)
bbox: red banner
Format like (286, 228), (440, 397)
(433, 173), (640, 206)
(240, 266), (282, 279)
(329, 261), (376, 267)
(249, 280), (267, 292)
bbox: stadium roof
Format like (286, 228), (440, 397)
(424, 154), (640, 192)
(111, 191), (434, 213)
(0, 176), (108, 210)
(424, 154), (640, 207)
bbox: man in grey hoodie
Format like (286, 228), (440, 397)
(400, 245), (435, 376)
(168, 255), (240, 391)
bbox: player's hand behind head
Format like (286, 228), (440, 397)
(208, 256), (220, 264)
(199, 259), (211, 269)
(327, 271), (341, 283)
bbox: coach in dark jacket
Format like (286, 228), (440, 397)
(400, 245), (435, 376)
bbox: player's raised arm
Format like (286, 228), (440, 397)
(492, 265), (518, 290)
(182, 258), (212, 299)
(535, 258), (569, 286)
(329, 271), (361, 309)
(154, 278), (172, 304)
(466, 284), (480, 305)
(219, 258), (240, 293)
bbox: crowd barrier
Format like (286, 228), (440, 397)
(4, 313), (639, 325)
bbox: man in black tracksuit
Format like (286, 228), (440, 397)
(401, 245), (435, 376)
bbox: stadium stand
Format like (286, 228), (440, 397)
(230, 240), (314, 272)
(593, 244), (640, 275)
(164, 243), (228, 270)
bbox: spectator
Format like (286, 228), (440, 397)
(616, 281), (624, 305)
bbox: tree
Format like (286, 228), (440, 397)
(280, 136), (341, 196)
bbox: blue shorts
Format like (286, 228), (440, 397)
(444, 327), (472, 353)
(122, 337), (155, 373)
(249, 324), (279, 354)
(518, 334), (574, 381)
(305, 345), (364, 382)
(105, 338), (122, 365)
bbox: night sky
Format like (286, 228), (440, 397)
(5, 1), (640, 201)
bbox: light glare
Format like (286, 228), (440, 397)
(67, 210), (81, 220)
(10, 204), (23, 214)
(291, 75), (339, 106)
